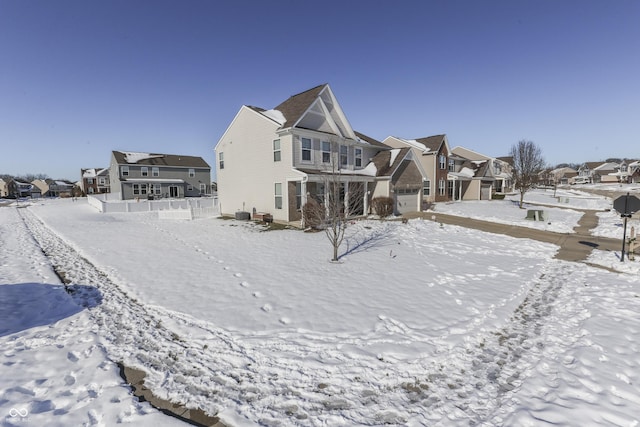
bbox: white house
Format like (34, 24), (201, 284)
(214, 84), (426, 223)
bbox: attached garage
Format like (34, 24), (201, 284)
(395, 188), (420, 214)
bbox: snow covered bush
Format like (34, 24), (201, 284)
(372, 196), (394, 218)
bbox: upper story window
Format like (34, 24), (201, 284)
(321, 141), (331, 163)
(152, 167), (159, 177)
(141, 167), (148, 177)
(121, 166), (129, 177)
(439, 155), (446, 169)
(621, 164), (627, 172)
(273, 139), (281, 162)
(355, 148), (363, 168)
(494, 162), (502, 175)
(87, 178), (94, 184)
(98, 178), (106, 185)
(448, 159), (455, 172)
(340, 145), (348, 167)
(189, 168), (195, 178)
(301, 138), (312, 162)
(219, 152), (224, 170)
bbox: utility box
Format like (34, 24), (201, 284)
(525, 209), (546, 221)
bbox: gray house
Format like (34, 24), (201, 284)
(109, 151), (211, 200)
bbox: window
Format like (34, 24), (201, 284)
(295, 182), (302, 210)
(448, 180), (454, 197)
(141, 167), (148, 177)
(98, 177), (106, 185)
(187, 185), (194, 191)
(438, 178), (445, 196)
(121, 166), (129, 177)
(355, 148), (362, 168)
(219, 152), (224, 170)
(494, 162), (502, 175)
(273, 139), (281, 162)
(340, 145), (348, 167)
(88, 187), (94, 194)
(133, 184), (148, 195)
(322, 141), (331, 163)
(150, 184), (162, 195)
(87, 178), (94, 184)
(301, 138), (312, 162)
(274, 183), (283, 209)
(423, 180), (430, 196)
(448, 159), (455, 172)
(189, 168), (195, 178)
(199, 183), (206, 194)
(152, 167), (159, 177)
(439, 155), (446, 169)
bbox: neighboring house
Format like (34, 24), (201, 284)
(214, 84), (426, 223)
(383, 135), (453, 203)
(592, 162), (620, 183)
(81, 168), (111, 195)
(548, 167), (577, 185)
(0, 179), (7, 197)
(577, 162), (601, 184)
(629, 161), (640, 184)
(109, 151), (211, 200)
(2, 179), (34, 198)
(449, 146), (514, 199)
(32, 179), (76, 197)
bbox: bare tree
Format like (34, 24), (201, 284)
(302, 142), (366, 262)
(509, 140), (545, 208)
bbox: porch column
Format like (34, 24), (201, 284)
(458, 180), (462, 201)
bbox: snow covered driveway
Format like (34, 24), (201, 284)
(2, 199), (640, 426)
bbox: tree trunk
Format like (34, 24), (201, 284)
(519, 191), (525, 208)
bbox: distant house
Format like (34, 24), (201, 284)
(0, 179), (8, 198)
(383, 135), (454, 203)
(592, 162), (620, 183)
(32, 179), (76, 198)
(214, 84), (426, 222)
(450, 146), (514, 199)
(108, 151), (211, 200)
(81, 168), (111, 195)
(2, 179), (34, 198)
(547, 167), (578, 185)
(629, 161), (640, 184)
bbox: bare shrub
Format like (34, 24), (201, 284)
(371, 196), (394, 218)
(303, 198), (326, 229)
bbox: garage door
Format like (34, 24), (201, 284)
(396, 189), (419, 214)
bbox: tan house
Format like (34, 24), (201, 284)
(450, 146), (513, 199)
(214, 84), (426, 223)
(383, 135), (455, 203)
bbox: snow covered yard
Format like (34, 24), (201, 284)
(1, 195), (640, 426)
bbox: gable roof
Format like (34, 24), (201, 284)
(112, 151), (210, 169)
(274, 85), (327, 129)
(415, 135), (447, 152)
(354, 131), (389, 148)
(371, 147), (413, 177)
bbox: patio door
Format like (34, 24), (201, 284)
(169, 186), (179, 198)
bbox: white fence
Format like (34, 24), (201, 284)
(88, 194), (218, 219)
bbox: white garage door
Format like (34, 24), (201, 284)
(395, 189), (419, 214)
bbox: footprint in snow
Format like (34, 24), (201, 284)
(252, 292), (261, 298)
(240, 281), (249, 287)
(67, 351), (80, 362)
(234, 273), (242, 278)
(224, 266), (230, 270)
(261, 304), (272, 312)
(279, 317), (291, 325)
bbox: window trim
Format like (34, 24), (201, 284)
(321, 141), (331, 164)
(152, 167), (159, 177)
(219, 152), (224, 170)
(340, 145), (348, 167)
(273, 139), (281, 162)
(439, 155), (446, 170)
(121, 166), (129, 177)
(301, 137), (312, 163)
(189, 168), (195, 178)
(141, 167), (148, 177)
(438, 178), (446, 196)
(355, 147), (363, 168)
(423, 179), (430, 196)
(274, 182), (283, 209)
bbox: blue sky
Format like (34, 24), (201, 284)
(1, 0), (638, 181)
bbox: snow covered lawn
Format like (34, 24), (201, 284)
(2, 194), (640, 426)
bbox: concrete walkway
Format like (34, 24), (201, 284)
(404, 209), (629, 263)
